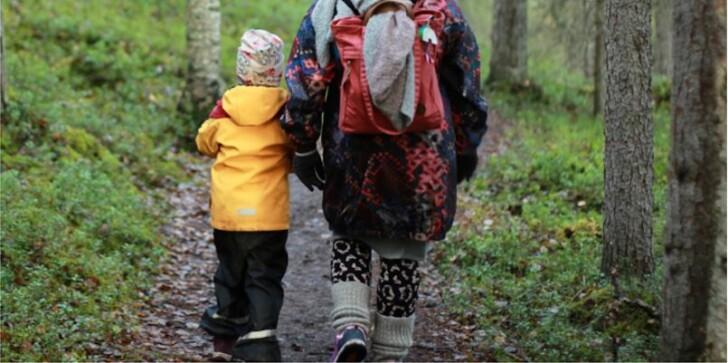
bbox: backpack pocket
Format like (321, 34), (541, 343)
(332, 17), (379, 134)
(331, 1), (447, 136)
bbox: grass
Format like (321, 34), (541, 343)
(435, 70), (670, 360)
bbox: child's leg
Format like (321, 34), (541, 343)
(330, 238), (372, 333)
(370, 258), (421, 362)
(232, 230), (288, 362)
(200, 229), (252, 338)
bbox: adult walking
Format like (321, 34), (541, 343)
(282, 0), (487, 361)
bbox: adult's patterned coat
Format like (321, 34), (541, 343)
(283, 0), (488, 242)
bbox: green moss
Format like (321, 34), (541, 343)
(61, 127), (121, 170)
(63, 127), (102, 157)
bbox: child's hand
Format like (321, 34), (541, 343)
(195, 119), (221, 157)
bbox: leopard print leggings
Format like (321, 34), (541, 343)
(331, 239), (420, 317)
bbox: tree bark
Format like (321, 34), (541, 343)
(593, 0), (605, 117)
(601, 0), (654, 277)
(486, 0), (527, 86)
(706, 220), (727, 362)
(653, 0), (672, 77)
(178, 0), (225, 122)
(660, 0), (726, 360)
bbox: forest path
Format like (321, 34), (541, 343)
(109, 112), (507, 362)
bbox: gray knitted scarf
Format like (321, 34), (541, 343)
(312, 0), (416, 130)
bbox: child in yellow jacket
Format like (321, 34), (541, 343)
(196, 29), (290, 362)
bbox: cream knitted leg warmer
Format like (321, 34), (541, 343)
(331, 281), (371, 333)
(369, 312), (416, 362)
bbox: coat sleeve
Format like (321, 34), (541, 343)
(283, 8), (337, 151)
(195, 118), (222, 157)
(440, 1), (489, 156)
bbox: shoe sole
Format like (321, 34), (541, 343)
(334, 338), (367, 362)
(209, 352), (232, 362)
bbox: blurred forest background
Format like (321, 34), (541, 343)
(0, 0), (725, 361)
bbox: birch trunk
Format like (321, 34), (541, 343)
(486, 0), (527, 85)
(179, 0), (224, 122)
(601, 0), (654, 277)
(661, 0), (726, 360)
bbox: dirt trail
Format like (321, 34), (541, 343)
(107, 112), (507, 362)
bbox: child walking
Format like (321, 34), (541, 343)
(195, 29), (290, 362)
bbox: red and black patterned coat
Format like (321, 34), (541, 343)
(283, 0), (488, 242)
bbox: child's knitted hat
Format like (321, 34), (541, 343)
(236, 29), (285, 87)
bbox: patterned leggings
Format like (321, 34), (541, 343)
(330, 239), (421, 317)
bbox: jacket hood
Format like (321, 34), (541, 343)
(222, 86), (289, 126)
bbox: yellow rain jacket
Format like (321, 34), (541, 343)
(196, 86), (291, 231)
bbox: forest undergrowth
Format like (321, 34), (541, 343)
(436, 67), (671, 361)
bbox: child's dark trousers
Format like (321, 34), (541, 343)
(200, 229), (288, 361)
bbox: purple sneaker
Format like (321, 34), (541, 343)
(331, 325), (368, 362)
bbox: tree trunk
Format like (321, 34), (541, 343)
(486, 0), (527, 86)
(579, 0), (596, 79)
(653, 0), (672, 77)
(178, 0), (224, 122)
(660, 0), (726, 360)
(593, 0), (605, 117)
(564, 0), (592, 78)
(706, 221), (727, 361)
(601, 0), (654, 278)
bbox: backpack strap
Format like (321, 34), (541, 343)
(363, 0), (414, 24)
(341, 0), (361, 16)
(414, 0), (446, 12)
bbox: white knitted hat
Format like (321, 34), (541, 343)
(236, 29), (285, 87)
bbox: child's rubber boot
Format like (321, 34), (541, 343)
(210, 335), (236, 362)
(200, 306), (250, 337)
(232, 330), (281, 362)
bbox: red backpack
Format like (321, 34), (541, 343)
(331, 0), (447, 135)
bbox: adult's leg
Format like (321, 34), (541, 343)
(370, 258), (421, 362)
(330, 238), (373, 332)
(330, 239), (372, 361)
